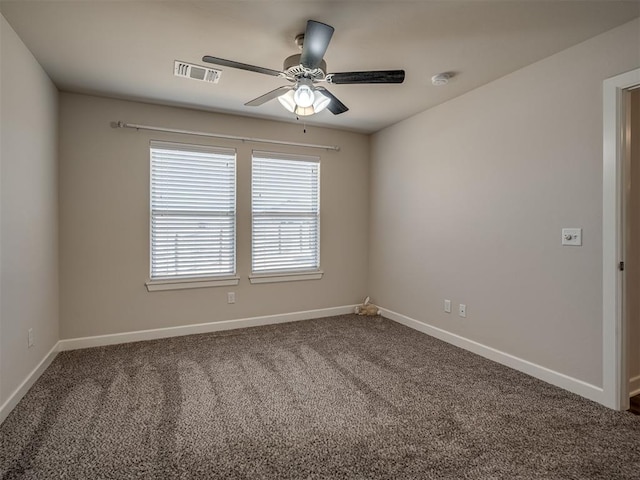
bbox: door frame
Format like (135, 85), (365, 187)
(603, 67), (640, 410)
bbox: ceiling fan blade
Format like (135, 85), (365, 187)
(202, 55), (282, 77)
(328, 70), (405, 84)
(316, 87), (349, 115)
(245, 86), (293, 106)
(300, 20), (334, 69)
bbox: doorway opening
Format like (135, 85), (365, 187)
(627, 88), (640, 411)
(603, 68), (640, 411)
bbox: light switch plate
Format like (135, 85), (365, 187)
(444, 299), (451, 313)
(562, 228), (582, 246)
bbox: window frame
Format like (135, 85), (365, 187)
(146, 140), (239, 292)
(249, 150), (323, 284)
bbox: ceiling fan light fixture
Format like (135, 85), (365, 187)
(278, 88), (330, 116)
(312, 90), (331, 113)
(293, 82), (315, 108)
(277, 90), (297, 113)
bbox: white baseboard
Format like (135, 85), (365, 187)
(381, 307), (605, 405)
(629, 375), (640, 397)
(58, 305), (357, 351)
(0, 342), (60, 424)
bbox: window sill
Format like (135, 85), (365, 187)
(249, 270), (324, 284)
(146, 276), (240, 292)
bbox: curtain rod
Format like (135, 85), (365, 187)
(111, 121), (340, 152)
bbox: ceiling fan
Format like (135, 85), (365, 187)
(202, 20), (405, 116)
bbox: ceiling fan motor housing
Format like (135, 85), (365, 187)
(283, 54), (326, 80)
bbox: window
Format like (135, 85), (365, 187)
(148, 141), (237, 290)
(251, 151), (321, 282)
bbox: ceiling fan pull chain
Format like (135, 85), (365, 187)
(294, 114), (308, 132)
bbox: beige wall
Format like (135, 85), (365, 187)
(0, 15), (59, 406)
(59, 93), (369, 339)
(369, 19), (640, 388)
(629, 88), (640, 388)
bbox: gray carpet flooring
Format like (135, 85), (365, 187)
(1, 315), (640, 479)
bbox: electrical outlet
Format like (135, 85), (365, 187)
(444, 299), (451, 313)
(459, 304), (466, 318)
(227, 292), (235, 304)
(28, 328), (34, 348)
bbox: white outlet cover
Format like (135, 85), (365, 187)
(562, 228), (582, 246)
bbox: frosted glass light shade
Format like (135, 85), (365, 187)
(293, 84), (315, 108)
(312, 91), (331, 113)
(277, 91), (296, 113)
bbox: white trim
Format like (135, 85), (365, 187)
(629, 375), (640, 397)
(381, 308), (605, 405)
(58, 305), (356, 351)
(603, 68), (640, 410)
(249, 271), (324, 284)
(0, 343), (60, 424)
(146, 276), (240, 291)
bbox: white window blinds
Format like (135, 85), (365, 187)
(252, 151), (320, 274)
(150, 141), (236, 280)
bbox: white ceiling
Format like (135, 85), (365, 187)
(1, 1), (639, 133)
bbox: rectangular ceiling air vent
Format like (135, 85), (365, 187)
(174, 61), (221, 84)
